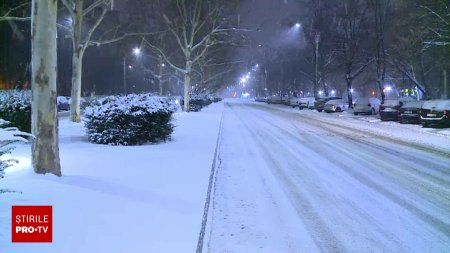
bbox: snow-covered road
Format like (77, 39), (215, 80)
(207, 100), (450, 253)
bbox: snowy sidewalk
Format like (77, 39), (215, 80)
(0, 102), (224, 253)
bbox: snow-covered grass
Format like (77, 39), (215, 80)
(0, 102), (224, 253)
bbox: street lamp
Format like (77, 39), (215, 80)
(133, 47), (141, 55)
(295, 23), (301, 28)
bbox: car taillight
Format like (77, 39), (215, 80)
(445, 110), (449, 117)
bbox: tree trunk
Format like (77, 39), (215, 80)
(70, 50), (83, 122)
(69, 0), (84, 122)
(346, 74), (353, 107)
(184, 60), (192, 112)
(377, 79), (386, 103)
(31, 0), (61, 176)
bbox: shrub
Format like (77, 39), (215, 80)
(0, 119), (31, 179)
(0, 90), (32, 133)
(84, 93), (179, 145)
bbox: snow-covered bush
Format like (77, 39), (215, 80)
(0, 119), (31, 179)
(84, 94), (179, 145)
(0, 90), (32, 132)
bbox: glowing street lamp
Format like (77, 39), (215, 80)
(331, 90), (336, 95)
(385, 86), (392, 91)
(133, 47), (141, 56)
(295, 23), (301, 28)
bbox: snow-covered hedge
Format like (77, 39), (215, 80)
(0, 90), (32, 132)
(84, 94), (179, 145)
(0, 119), (31, 179)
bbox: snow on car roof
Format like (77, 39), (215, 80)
(354, 97), (380, 104)
(402, 100), (424, 108)
(422, 100), (450, 110)
(325, 99), (347, 105)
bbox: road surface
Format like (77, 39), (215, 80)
(206, 101), (450, 253)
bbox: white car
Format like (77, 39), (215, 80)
(289, 97), (302, 107)
(324, 99), (350, 113)
(353, 97), (381, 115)
(254, 97), (267, 102)
(281, 95), (290, 105)
(267, 95), (282, 104)
(298, 97), (316, 110)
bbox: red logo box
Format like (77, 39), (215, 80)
(12, 206), (52, 243)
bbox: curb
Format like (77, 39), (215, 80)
(196, 105), (225, 253)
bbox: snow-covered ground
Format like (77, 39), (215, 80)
(0, 102), (224, 253)
(207, 100), (450, 252)
(2, 99), (449, 252)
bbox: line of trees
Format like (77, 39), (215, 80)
(0, 0), (246, 176)
(257, 0), (449, 105)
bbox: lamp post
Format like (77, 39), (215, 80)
(314, 33), (320, 99)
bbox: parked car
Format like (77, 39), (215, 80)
(324, 99), (350, 113)
(281, 95), (290, 105)
(289, 97), (302, 108)
(57, 96), (70, 111)
(398, 100), (424, 124)
(298, 97), (316, 110)
(314, 97), (341, 112)
(267, 95), (282, 104)
(379, 98), (414, 121)
(420, 99), (450, 127)
(254, 97), (267, 102)
(353, 97), (381, 115)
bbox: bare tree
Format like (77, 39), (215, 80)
(61, 0), (111, 122)
(369, 0), (390, 102)
(0, 2), (30, 22)
(143, 0), (240, 111)
(419, 0), (450, 47)
(31, 0), (61, 176)
(335, 0), (374, 107)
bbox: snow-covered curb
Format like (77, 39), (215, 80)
(255, 102), (450, 155)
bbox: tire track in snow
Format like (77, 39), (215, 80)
(228, 102), (450, 252)
(229, 103), (348, 253)
(249, 104), (450, 237)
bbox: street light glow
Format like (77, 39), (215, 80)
(133, 47), (141, 55)
(385, 86), (392, 91)
(331, 90), (336, 95)
(350, 88), (354, 93)
(295, 23), (301, 28)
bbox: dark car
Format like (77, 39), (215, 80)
(379, 98), (414, 121)
(398, 101), (424, 124)
(57, 96), (70, 111)
(314, 97), (341, 112)
(420, 100), (450, 128)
